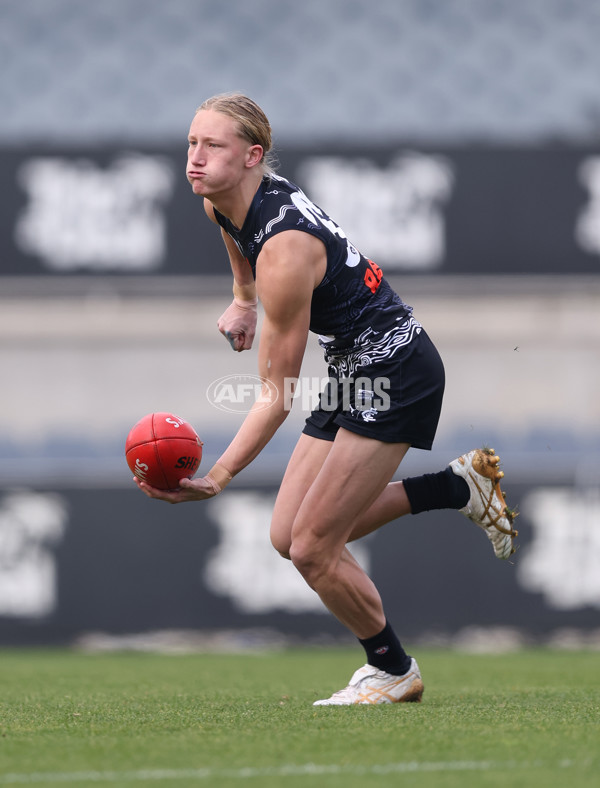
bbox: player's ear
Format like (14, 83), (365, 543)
(246, 144), (264, 169)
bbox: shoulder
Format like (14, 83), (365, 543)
(259, 174), (302, 211)
(260, 229), (324, 259)
(254, 176), (310, 239)
(257, 230), (326, 295)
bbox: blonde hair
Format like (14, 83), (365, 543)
(197, 93), (277, 174)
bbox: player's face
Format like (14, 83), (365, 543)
(186, 110), (258, 198)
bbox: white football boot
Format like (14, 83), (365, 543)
(313, 658), (424, 706)
(449, 448), (518, 559)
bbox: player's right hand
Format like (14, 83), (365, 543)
(217, 297), (258, 351)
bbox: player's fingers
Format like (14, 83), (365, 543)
(178, 477), (218, 498)
(240, 332), (253, 350)
(134, 477), (179, 504)
(225, 330), (246, 352)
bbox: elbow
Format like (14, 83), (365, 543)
(249, 382), (291, 432)
(268, 399), (292, 430)
(259, 377), (294, 422)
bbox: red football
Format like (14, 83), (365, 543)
(125, 412), (203, 490)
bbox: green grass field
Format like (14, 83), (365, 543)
(0, 647), (598, 787)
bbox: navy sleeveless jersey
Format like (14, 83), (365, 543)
(213, 174), (411, 344)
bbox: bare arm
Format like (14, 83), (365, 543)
(215, 231), (322, 475)
(219, 227), (256, 302)
(204, 200), (258, 350)
(135, 230), (326, 502)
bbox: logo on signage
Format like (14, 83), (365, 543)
(0, 491), (67, 618)
(297, 152), (454, 270)
(15, 154), (175, 272)
(516, 486), (600, 610)
(576, 156), (600, 258)
(203, 492), (371, 614)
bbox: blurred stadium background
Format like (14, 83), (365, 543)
(1, 0), (599, 648)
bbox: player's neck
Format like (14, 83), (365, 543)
(211, 173), (263, 230)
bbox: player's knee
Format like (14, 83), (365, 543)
(288, 540), (328, 587)
(270, 525), (292, 560)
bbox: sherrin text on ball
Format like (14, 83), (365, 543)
(125, 412), (203, 490)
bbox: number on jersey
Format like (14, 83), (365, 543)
(364, 259), (383, 294)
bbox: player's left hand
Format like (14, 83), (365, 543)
(133, 474), (220, 503)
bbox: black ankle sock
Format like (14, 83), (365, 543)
(359, 621), (412, 676)
(403, 466), (470, 515)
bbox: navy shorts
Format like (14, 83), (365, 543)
(303, 319), (445, 449)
